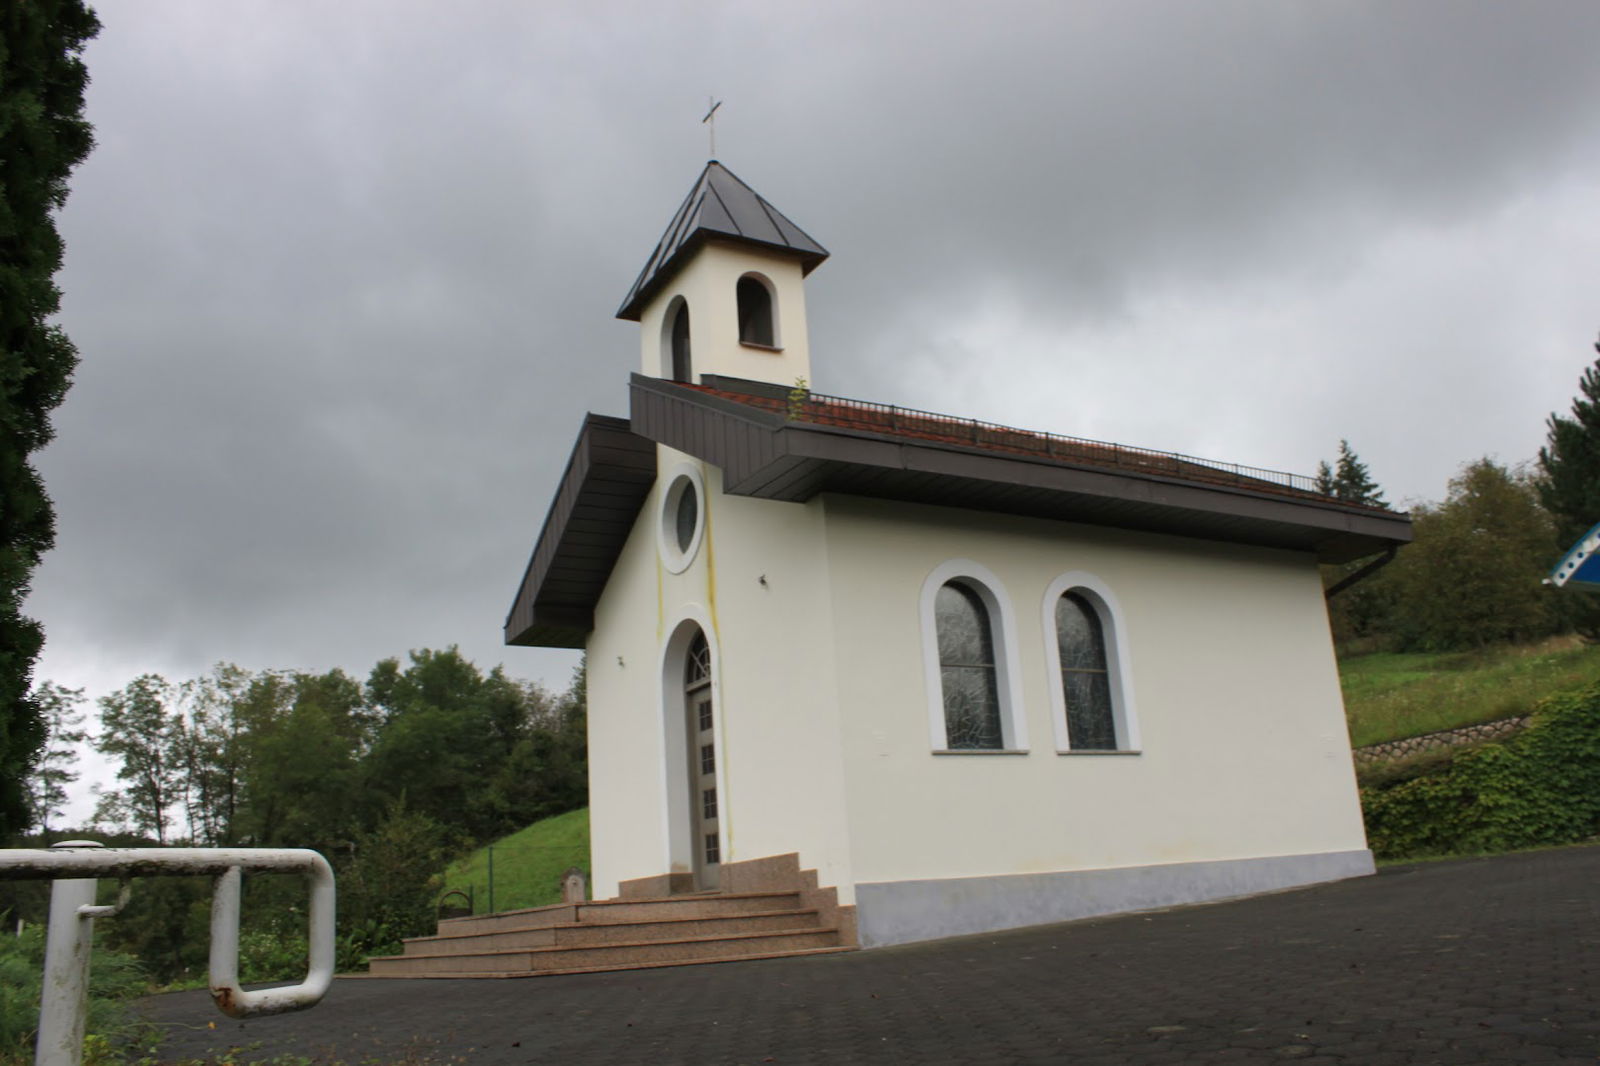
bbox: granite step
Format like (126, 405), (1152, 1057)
(400, 908), (822, 956)
(367, 926), (843, 977)
(348, 945), (855, 980)
(434, 890), (805, 937)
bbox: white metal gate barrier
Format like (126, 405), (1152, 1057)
(0, 841), (335, 1066)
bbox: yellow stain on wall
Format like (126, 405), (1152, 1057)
(700, 478), (731, 862)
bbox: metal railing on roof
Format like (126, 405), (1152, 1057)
(716, 385), (1366, 505)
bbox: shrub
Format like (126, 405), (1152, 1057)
(0, 922), (150, 1065)
(1362, 682), (1600, 859)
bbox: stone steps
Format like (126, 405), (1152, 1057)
(432, 890), (806, 937)
(352, 945), (855, 980)
(368, 925), (844, 976)
(399, 907), (823, 956)
(364, 853), (856, 979)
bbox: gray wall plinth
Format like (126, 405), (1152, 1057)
(854, 849), (1375, 948)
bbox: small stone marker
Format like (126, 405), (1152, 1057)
(561, 866), (588, 904)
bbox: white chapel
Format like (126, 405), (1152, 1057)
(504, 161), (1413, 949)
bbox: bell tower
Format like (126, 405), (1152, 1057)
(617, 161), (829, 389)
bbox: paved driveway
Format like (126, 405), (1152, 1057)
(140, 846), (1600, 1064)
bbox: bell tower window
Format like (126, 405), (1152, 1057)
(737, 275), (776, 348)
(670, 302), (692, 382)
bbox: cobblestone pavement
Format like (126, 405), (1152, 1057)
(139, 846), (1600, 1064)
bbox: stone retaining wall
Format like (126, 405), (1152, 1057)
(1352, 715), (1530, 766)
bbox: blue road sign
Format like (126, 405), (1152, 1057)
(1548, 521), (1600, 592)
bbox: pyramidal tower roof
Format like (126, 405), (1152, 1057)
(616, 161), (829, 321)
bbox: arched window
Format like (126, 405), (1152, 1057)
(936, 582), (1002, 749)
(1043, 574), (1139, 753)
(920, 560), (1027, 752)
(1055, 592), (1115, 749)
(670, 302), (692, 382)
(736, 275), (775, 347)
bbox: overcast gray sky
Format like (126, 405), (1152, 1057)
(31, 1), (1600, 814)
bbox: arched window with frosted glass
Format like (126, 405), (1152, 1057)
(936, 581), (1003, 749)
(1055, 591), (1119, 750)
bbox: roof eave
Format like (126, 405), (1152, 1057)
(615, 232), (827, 322)
(629, 375), (1413, 564)
(503, 414), (657, 649)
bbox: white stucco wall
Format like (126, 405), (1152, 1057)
(636, 243), (813, 387)
(697, 467), (854, 897)
(583, 446), (854, 901)
(583, 468), (669, 898)
(819, 496), (1368, 889)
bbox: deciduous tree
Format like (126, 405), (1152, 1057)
(96, 675), (180, 843)
(1380, 459), (1560, 651)
(170, 663), (251, 845)
(22, 680), (85, 833)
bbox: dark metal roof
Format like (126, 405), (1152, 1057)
(504, 414), (656, 648)
(631, 375), (1413, 565)
(615, 161), (830, 322)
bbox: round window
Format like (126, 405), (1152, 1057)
(674, 479), (698, 552)
(659, 467), (705, 573)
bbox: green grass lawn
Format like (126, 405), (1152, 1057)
(439, 807), (590, 914)
(1340, 636), (1600, 748)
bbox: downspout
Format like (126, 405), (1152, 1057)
(1325, 546), (1398, 600)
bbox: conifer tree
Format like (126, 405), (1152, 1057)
(1316, 440), (1394, 647)
(1314, 459), (1337, 497)
(1320, 440), (1387, 507)
(0, 2), (100, 838)
(1538, 335), (1600, 638)
(1539, 337), (1600, 543)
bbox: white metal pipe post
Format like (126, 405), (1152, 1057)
(0, 843), (336, 1066)
(36, 843), (102, 1066)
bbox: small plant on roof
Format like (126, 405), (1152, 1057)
(787, 377), (810, 422)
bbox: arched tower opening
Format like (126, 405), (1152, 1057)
(666, 299), (692, 382)
(737, 273), (777, 348)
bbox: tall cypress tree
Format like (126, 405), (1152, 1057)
(1539, 336), (1600, 639)
(0, 2), (100, 838)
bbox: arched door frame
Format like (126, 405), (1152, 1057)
(657, 609), (724, 887)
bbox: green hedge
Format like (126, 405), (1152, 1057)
(1361, 683), (1600, 859)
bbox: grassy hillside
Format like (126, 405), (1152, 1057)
(1340, 636), (1600, 748)
(440, 807), (590, 914)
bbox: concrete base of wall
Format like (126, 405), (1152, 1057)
(854, 849), (1375, 948)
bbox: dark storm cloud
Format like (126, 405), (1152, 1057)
(28, 0), (1600, 766)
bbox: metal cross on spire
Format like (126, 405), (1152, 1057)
(702, 97), (722, 160)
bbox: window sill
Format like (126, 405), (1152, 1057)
(739, 341), (784, 353)
(932, 748), (1030, 756)
(1056, 749), (1142, 756)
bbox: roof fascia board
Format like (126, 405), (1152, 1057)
(777, 417), (1412, 543)
(504, 413), (656, 648)
(505, 414), (603, 623)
